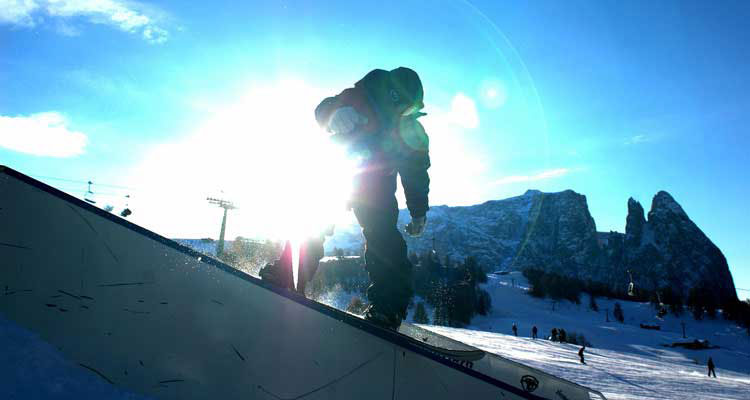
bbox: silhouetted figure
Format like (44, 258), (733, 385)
(559, 328), (567, 343)
(512, 323), (518, 337)
(316, 68), (430, 330)
(551, 328), (559, 342)
(259, 241), (294, 290)
(707, 357), (716, 378)
(578, 346), (586, 364)
(296, 227), (333, 296)
(532, 325), (538, 339)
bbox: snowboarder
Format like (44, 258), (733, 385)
(578, 346), (586, 364)
(551, 328), (558, 342)
(532, 325), (538, 339)
(512, 322), (518, 337)
(315, 67), (430, 329)
(707, 356), (716, 378)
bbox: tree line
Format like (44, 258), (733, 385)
(523, 268), (750, 334)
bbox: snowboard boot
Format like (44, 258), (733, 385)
(258, 260), (293, 290)
(259, 240), (295, 290)
(364, 305), (403, 331)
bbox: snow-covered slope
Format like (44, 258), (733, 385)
(172, 238), (223, 256)
(424, 272), (750, 400)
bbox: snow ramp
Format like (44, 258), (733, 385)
(0, 166), (606, 400)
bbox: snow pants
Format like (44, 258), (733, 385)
(297, 236), (325, 295)
(352, 168), (414, 321)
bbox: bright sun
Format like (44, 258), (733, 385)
(128, 79), (359, 245)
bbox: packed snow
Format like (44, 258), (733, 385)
(421, 272), (750, 400)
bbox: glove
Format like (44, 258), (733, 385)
(329, 106), (368, 135)
(405, 216), (427, 237)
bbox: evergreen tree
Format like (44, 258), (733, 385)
(524, 269), (547, 298)
(334, 247), (345, 259)
(463, 256), (487, 284)
(687, 287), (705, 320)
(448, 280), (475, 326)
(476, 289), (492, 316)
(660, 286), (684, 316)
(413, 302), (429, 324)
(613, 302), (625, 323)
(589, 294), (599, 312)
(432, 283), (450, 327)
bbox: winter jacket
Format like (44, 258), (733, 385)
(315, 69), (430, 218)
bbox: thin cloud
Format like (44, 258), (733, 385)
(0, 0), (168, 43)
(0, 112), (87, 157)
(491, 168), (570, 186)
(624, 134), (653, 145)
(0, 0), (38, 26)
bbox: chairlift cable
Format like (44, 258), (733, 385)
(30, 174), (137, 190)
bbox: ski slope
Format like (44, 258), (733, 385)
(422, 272), (750, 400)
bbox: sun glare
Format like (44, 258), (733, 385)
(128, 79), (358, 246)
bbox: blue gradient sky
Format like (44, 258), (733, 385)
(1, 0), (748, 298)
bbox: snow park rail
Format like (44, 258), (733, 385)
(0, 166), (606, 400)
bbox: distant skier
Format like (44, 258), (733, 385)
(578, 346), (586, 365)
(559, 328), (567, 343)
(532, 325), (538, 339)
(551, 328), (559, 342)
(512, 322), (518, 337)
(707, 356), (716, 378)
(315, 67), (430, 329)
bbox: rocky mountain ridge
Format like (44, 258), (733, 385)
(325, 189), (737, 304)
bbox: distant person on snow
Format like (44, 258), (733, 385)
(315, 67), (431, 330)
(551, 328), (558, 342)
(512, 322), (518, 337)
(532, 325), (538, 339)
(707, 356), (716, 378)
(559, 328), (567, 343)
(578, 346), (586, 365)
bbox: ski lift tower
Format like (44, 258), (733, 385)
(207, 197), (236, 258)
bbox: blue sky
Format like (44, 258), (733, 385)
(1, 0), (748, 299)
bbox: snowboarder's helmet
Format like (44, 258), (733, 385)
(389, 67), (424, 114)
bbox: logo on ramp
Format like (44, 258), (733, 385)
(520, 375), (539, 393)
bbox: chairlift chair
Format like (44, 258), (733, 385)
(83, 180), (97, 204)
(627, 270), (636, 297)
(120, 194), (132, 218)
